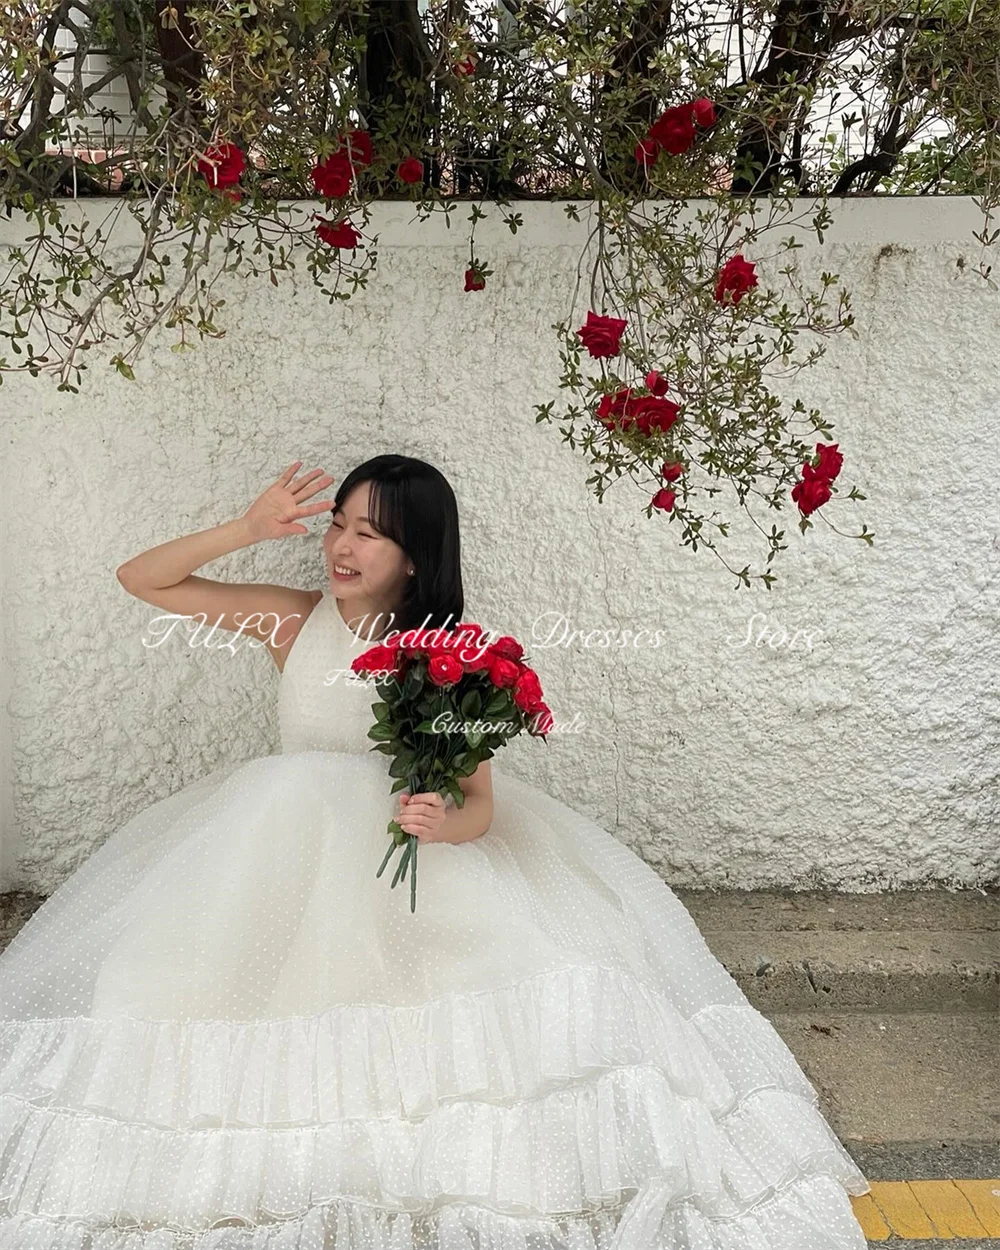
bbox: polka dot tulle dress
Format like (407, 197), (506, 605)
(0, 590), (872, 1249)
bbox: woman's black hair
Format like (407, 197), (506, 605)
(331, 455), (464, 635)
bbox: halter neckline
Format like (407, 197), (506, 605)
(321, 591), (392, 645)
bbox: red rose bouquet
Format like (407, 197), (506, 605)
(349, 621), (552, 913)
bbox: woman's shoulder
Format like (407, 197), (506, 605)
(270, 587), (325, 673)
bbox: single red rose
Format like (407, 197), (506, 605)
(452, 624), (491, 667)
(714, 253), (758, 305)
(529, 703), (554, 736)
(310, 151), (353, 198)
(397, 628), (437, 656)
(426, 632), (476, 665)
(338, 128), (373, 169)
(418, 630), (459, 656)
(648, 104), (696, 155)
(428, 652), (464, 686)
(644, 369), (669, 395)
(660, 460), (684, 482)
(513, 669), (543, 713)
(596, 387), (633, 428)
(652, 488), (676, 512)
(197, 142), (245, 189)
(634, 137), (660, 168)
(464, 267), (486, 291)
(314, 217), (362, 249)
(622, 394), (681, 436)
(577, 310), (628, 358)
(691, 97), (716, 127)
(461, 650), (492, 673)
(454, 622), (488, 644)
(791, 476), (832, 516)
(490, 636), (524, 663)
(813, 442), (843, 481)
(351, 643), (402, 676)
(398, 157), (424, 184)
(488, 656), (520, 689)
(517, 690), (546, 717)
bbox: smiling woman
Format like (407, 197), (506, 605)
(321, 455), (465, 643)
(324, 480), (413, 641)
(0, 451), (872, 1250)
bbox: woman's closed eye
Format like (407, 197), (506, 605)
(331, 519), (376, 539)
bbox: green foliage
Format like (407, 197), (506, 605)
(0, 0), (995, 582)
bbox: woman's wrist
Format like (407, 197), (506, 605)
(229, 515), (262, 548)
(438, 793), (492, 844)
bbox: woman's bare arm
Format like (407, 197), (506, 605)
(116, 462), (335, 669)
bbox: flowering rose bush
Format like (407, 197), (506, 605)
(2, 0), (994, 582)
(351, 621), (551, 912)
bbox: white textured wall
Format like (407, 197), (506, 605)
(1, 198), (998, 896)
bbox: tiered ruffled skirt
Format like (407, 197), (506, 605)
(0, 752), (871, 1248)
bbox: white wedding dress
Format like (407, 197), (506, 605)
(0, 590), (872, 1249)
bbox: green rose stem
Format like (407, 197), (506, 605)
(409, 830), (417, 912)
(375, 770), (422, 912)
(390, 732), (450, 912)
(375, 838), (398, 878)
(390, 840), (411, 888)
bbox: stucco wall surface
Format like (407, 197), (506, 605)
(1, 197), (997, 895)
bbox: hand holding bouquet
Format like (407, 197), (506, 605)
(350, 621), (552, 913)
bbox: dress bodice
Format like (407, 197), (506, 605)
(277, 591), (387, 756)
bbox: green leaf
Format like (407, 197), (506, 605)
(403, 665), (424, 698)
(485, 690), (510, 716)
(388, 748), (418, 779)
(460, 689), (482, 718)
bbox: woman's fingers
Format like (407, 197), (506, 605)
(291, 468), (332, 495)
(398, 792), (447, 836)
(400, 819), (434, 839)
(400, 797), (444, 824)
(277, 464), (335, 499)
(293, 499), (335, 517)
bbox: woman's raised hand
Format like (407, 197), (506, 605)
(242, 461), (336, 542)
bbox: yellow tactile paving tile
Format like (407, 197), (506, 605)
(851, 1179), (1000, 1240)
